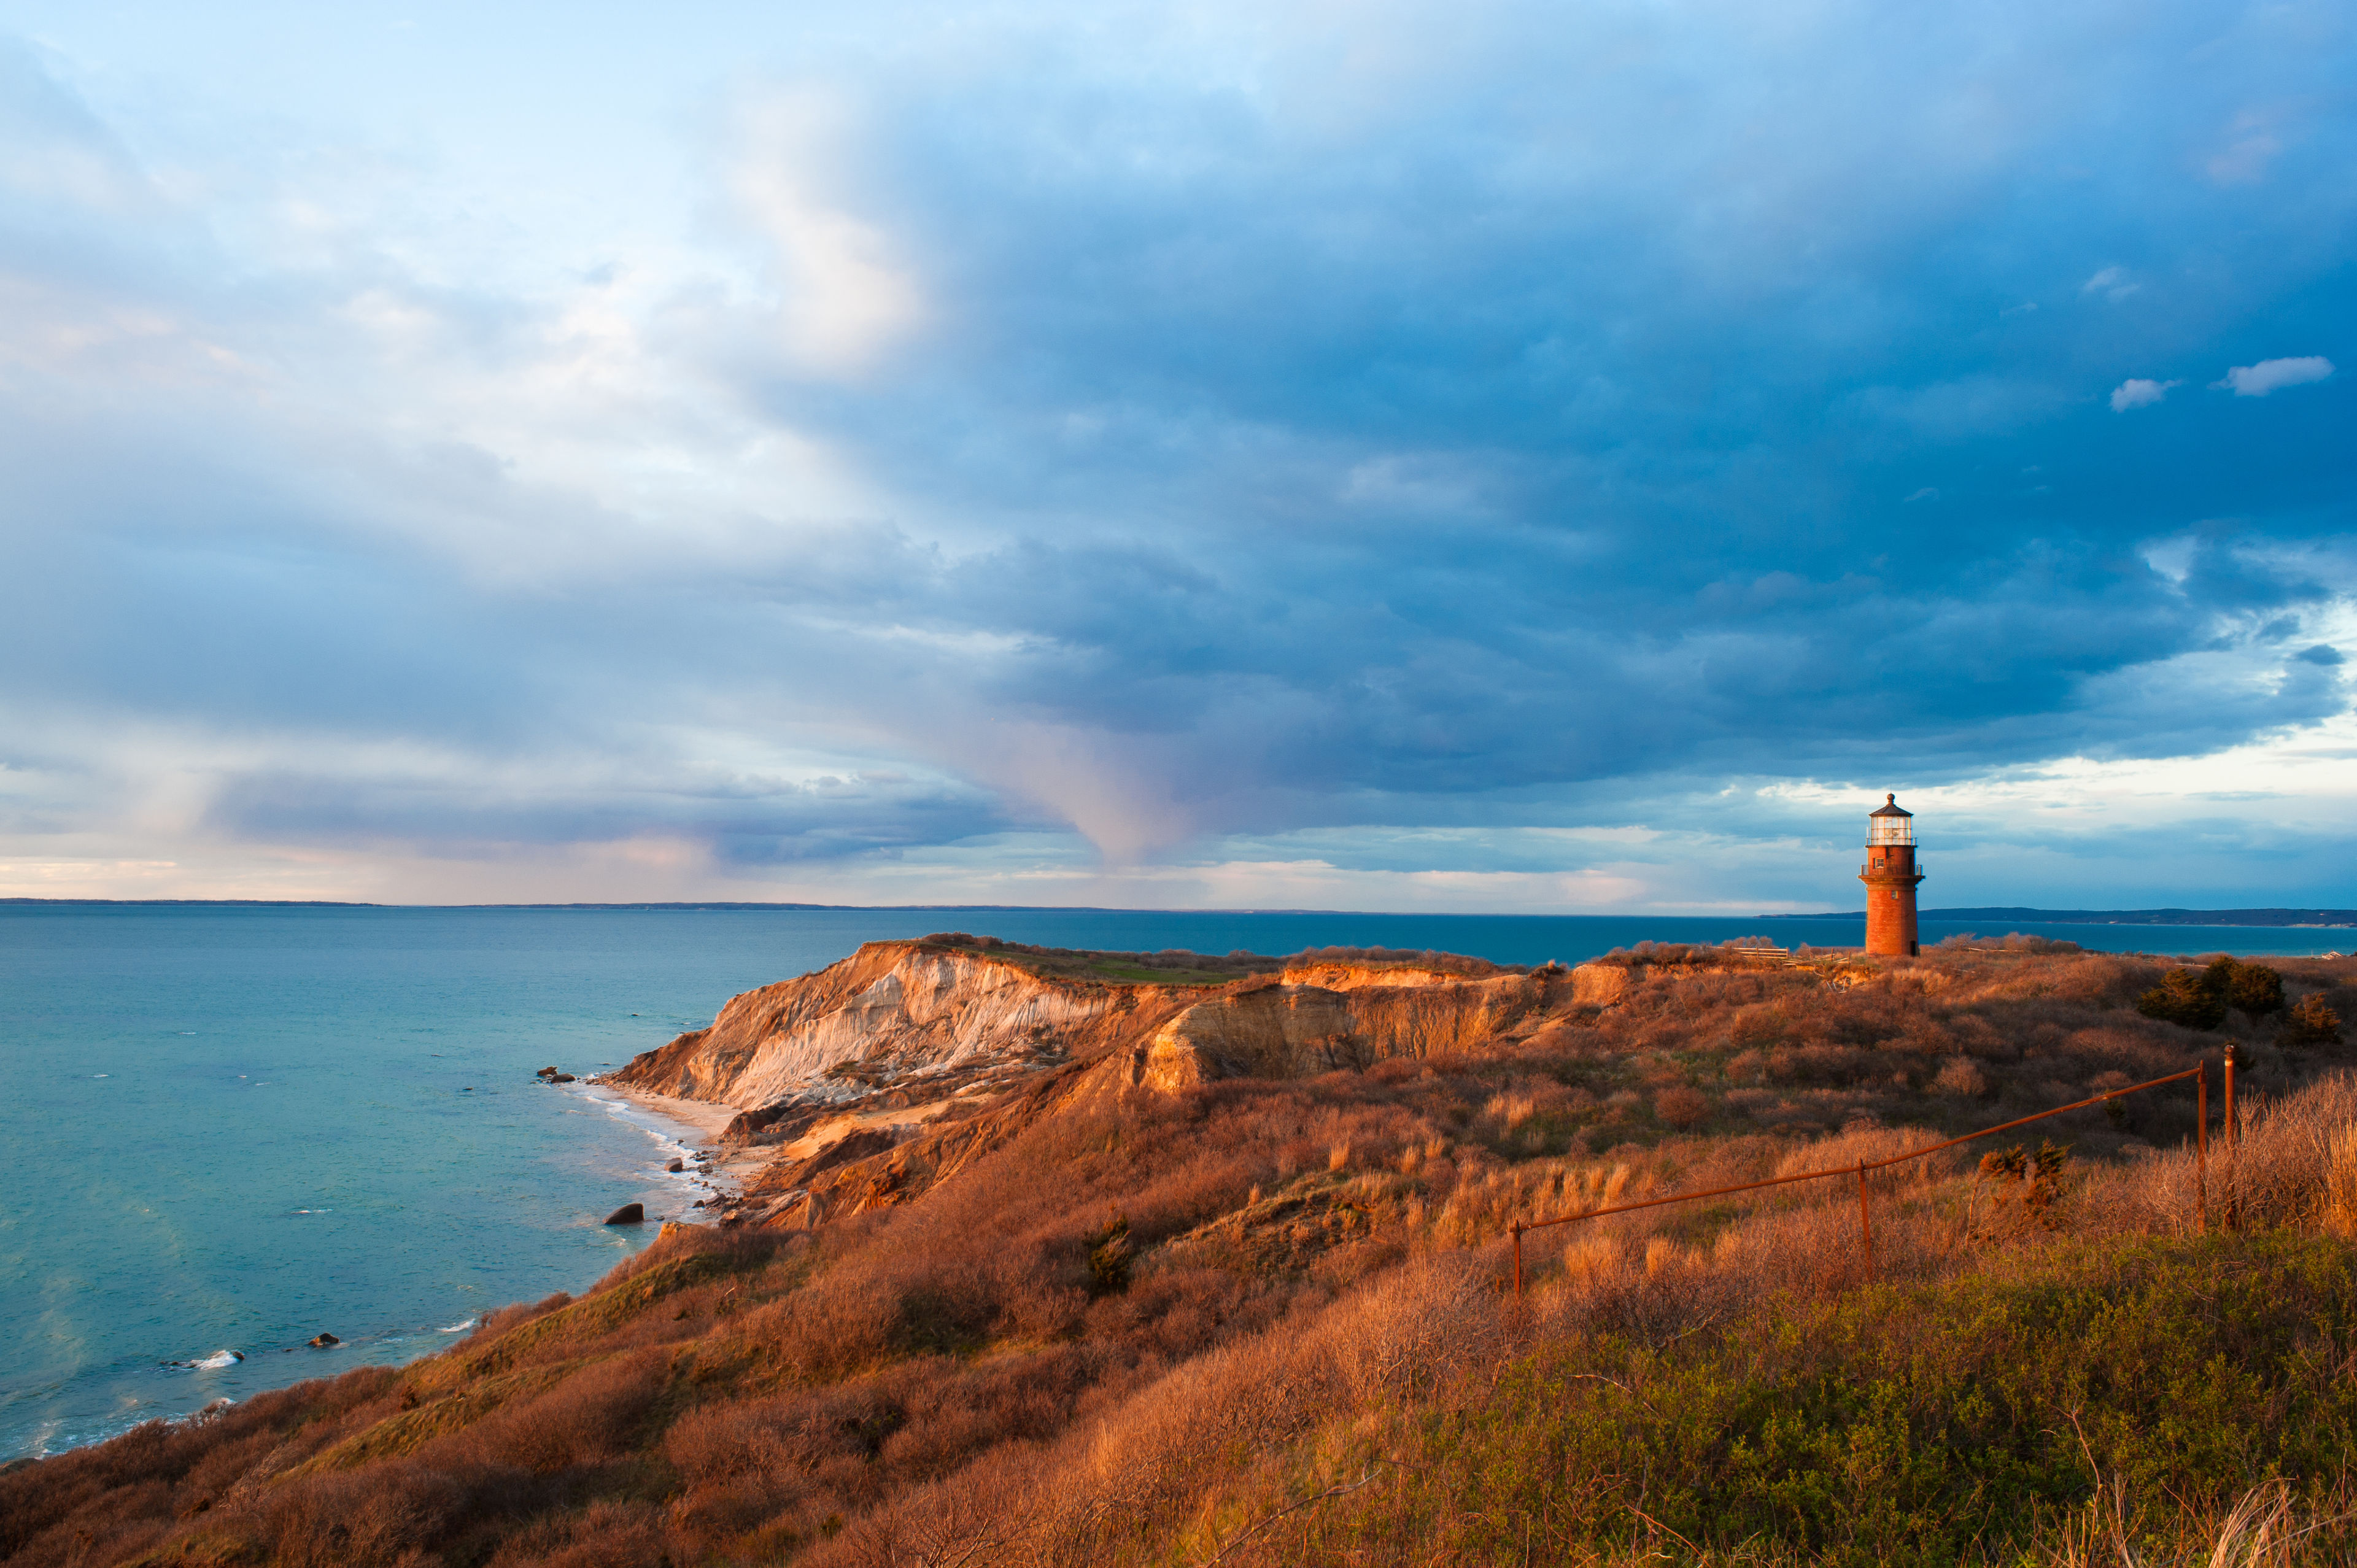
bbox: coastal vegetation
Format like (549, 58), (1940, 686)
(6, 941), (2357, 1566)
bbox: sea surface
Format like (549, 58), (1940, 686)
(2, 902), (2345, 1458)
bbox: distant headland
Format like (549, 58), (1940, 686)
(1767, 906), (2357, 927)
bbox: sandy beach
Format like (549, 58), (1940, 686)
(575, 1081), (772, 1218)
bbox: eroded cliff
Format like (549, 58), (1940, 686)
(609, 938), (1585, 1109)
(601, 937), (1654, 1226)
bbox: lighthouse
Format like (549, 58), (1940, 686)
(1860, 794), (1924, 957)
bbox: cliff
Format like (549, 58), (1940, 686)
(607, 938), (1591, 1111)
(606, 940), (1170, 1109)
(600, 936), (1836, 1230)
(601, 940), (1552, 1211)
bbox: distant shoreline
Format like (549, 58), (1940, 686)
(1764, 907), (2357, 928)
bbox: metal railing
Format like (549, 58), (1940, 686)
(1509, 1047), (2243, 1297)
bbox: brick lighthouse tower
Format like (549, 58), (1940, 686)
(1860, 794), (1924, 957)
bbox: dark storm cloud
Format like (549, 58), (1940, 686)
(691, 0), (2355, 833)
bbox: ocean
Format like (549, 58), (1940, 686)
(2, 902), (2344, 1458)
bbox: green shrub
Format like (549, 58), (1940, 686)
(2227, 959), (2286, 1018)
(2137, 957), (2283, 1030)
(2137, 967), (2227, 1029)
(1398, 1234), (2357, 1566)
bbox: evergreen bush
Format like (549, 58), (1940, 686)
(2136, 956), (2283, 1030)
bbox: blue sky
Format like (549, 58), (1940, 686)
(0, 0), (2350, 911)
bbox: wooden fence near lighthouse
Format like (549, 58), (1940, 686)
(1508, 1049), (2241, 1298)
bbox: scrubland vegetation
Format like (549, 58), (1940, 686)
(9, 944), (2357, 1566)
(917, 935), (1523, 987)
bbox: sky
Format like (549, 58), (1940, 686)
(0, 0), (2350, 913)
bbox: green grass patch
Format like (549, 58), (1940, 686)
(1373, 1233), (2357, 1565)
(405, 1251), (737, 1397)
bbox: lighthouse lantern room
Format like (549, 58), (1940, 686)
(1860, 794), (1924, 957)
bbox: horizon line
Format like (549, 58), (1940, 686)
(2, 897), (2351, 926)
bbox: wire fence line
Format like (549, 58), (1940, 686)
(1507, 1048), (2248, 1297)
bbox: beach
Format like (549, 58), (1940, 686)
(577, 1081), (770, 1218)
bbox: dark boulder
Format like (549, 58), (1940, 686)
(603, 1203), (646, 1225)
(308, 1333), (339, 1348)
(666, 1158), (684, 1172)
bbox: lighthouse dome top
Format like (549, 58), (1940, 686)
(1867, 793), (1914, 846)
(1869, 793), (1911, 817)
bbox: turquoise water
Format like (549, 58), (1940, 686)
(2, 903), (2342, 1458)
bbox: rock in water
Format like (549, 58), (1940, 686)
(603, 1202), (646, 1225)
(308, 1333), (339, 1347)
(667, 1159), (684, 1172)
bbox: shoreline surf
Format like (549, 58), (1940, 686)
(575, 1081), (764, 1219)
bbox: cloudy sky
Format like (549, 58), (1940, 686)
(0, 0), (2349, 911)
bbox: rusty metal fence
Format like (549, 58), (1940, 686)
(1509, 1045), (2248, 1299)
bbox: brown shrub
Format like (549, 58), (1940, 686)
(1655, 1086), (1709, 1128)
(1933, 1057), (1988, 1097)
(482, 1500), (670, 1568)
(443, 1348), (671, 1473)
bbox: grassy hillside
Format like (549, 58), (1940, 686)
(6, 941), (2355, 1567)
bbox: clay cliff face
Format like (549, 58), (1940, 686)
(610, 943), (1173, 1110)
(612, 941), (1582, 1110)
(602, 937), (1779, 1230)
(1136, 962), (1560, 1083)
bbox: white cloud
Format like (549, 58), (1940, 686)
(2109, 377), (2178, 412)
(731, 91), (928, 377)
(2215, 357), (2335, 397)
(2206, 110), (2283, 185)
(2081, 265), (2139, 303)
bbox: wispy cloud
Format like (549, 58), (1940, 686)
(2215, 357), (2336, 397)
(2081, 266), (2140, 303)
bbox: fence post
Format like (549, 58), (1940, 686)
(2196, 1061), (2208, 1234)
(2223, 1043), (2240, 1232)
(1856, 1158), (1875, 1276)
(1511, 1221), (1524, 1301)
